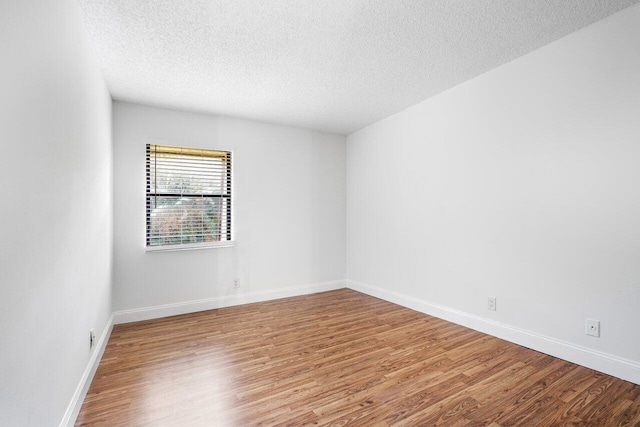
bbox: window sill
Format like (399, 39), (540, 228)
(145, 241), (235, 253)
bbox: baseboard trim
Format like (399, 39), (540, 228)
(60, 314), (114, 427)
(113, 280), (347, 324)
(347, 279), (640, 385)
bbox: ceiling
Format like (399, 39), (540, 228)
(78, 0), (639, 135)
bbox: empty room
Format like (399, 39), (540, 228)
(2, 0), (640, 425)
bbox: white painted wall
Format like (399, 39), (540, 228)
(347, 4), (640, 381)
(0, 1), (113, 426)
(113, 102), (345, 316)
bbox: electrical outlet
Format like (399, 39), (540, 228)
(90, 329), (96, 349)
(488, 297), (496, 311)
(585, 319), (600, 337)
(234, 279), (239, 289)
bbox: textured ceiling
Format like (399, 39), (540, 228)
(78, 0), (639, 135)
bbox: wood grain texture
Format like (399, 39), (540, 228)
(76, 289), (640, 426)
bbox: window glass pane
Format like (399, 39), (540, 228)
(146, 144), (232, 247)
(150, 154), (225, 194)
(148, 197), (223, 246)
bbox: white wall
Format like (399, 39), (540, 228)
(113, 102), (345, 318)
(347, 4), (640, 383)
(0, 1), (113, 426)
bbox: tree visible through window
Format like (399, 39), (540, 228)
(146, 144), (232, 248)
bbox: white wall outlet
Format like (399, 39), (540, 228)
(585, 319), (600, 337)
(90, 328), (96, 349)
(234, 279), (239, 289)
(488, 297), (496, 311)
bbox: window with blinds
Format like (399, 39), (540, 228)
(146, 144), (232, 249)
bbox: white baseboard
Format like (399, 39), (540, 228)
(347, 279), (640, 385)
(60, 314), (114, 427)
(113, 280), (347, 324)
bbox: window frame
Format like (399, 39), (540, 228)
(145, 143), (234, 252)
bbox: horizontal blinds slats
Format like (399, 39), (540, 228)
(151, 164), (229, 172)
(152, 167), (228, 174)
(150, 157), (229, 165)
(146, 144), (232, 247)
(153, 171), (228, 177)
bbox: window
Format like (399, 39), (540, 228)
(146, 144), (232, 250)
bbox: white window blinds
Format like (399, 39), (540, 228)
(146, 144), (232, 248)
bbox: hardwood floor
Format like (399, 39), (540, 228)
(76, 289), (640, 426)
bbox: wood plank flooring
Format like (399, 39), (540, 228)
(76, 289), (640, 426)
